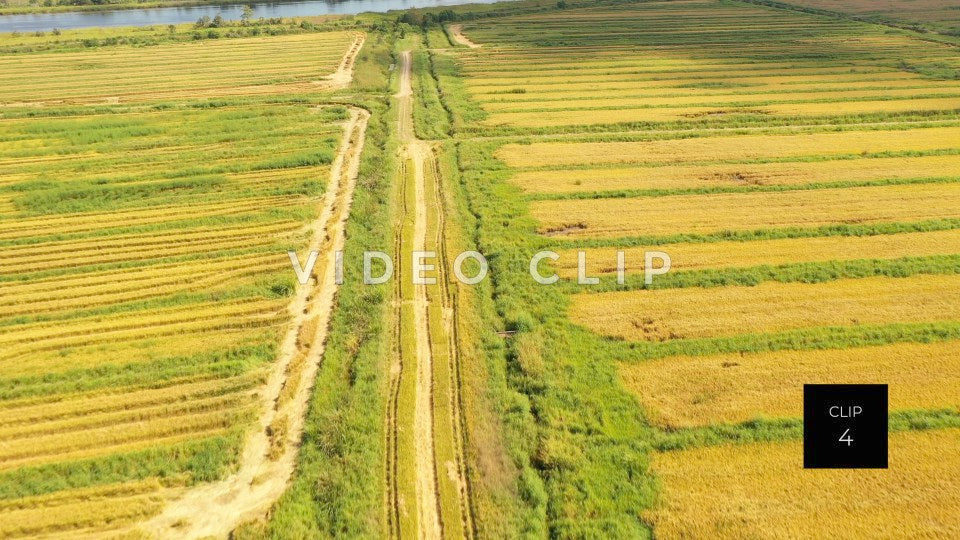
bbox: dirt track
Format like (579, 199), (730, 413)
(385, 48), (475, 540)
(139, 106), (369, 539)
(448, 25), (481, 48)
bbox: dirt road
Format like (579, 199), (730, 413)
(385, 49), (474, 539)
(140, 106), (369, 539)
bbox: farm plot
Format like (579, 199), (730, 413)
(620, 340), (960, 428)
(0, 31), (358, 104)
(442, 0), (960, 536)
(455, 2), (960, 131)
(0, 104), (350, 537)
(496, 126), (960, 167)
(554, 228), (960, 278)
(512, 154), (960, 194)
(646, 429), (960, 538)
(778, 0), (960, 37)
(570, 274), (960, 341)
(0, 24), (363, 537)
(533, 183), (960, 239)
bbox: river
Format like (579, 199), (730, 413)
(0, 0), (501, 33)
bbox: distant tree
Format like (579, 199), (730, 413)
(556, 0), (567, 7)
(211, 14), (224, 27)
(240, 5), (253, 25)
(167, 24), (176, 34)
(195, 16), (210, 28)
(399, 9), (424, 27)
(52, 27), (61, 35)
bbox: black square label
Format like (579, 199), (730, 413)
(803, 384), (888, 469)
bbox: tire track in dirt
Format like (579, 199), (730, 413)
(388, 48), (474, 540)
(316, 32), (366, 89)
(140, 106), (369, 539)
(393, 49), (444, 540)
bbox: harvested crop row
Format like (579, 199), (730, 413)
(620, 340), (960, 427)
(0, 196), (302, 240)
(513, 154), (960, 194)
(480, 87), (960, 111)
(497, 126), (960, 167)
(555, 228), (960, 277)
(570, 274), (960, 341)
(0, 407), (243, 470)
(484, 97), (960, 127)
(645, 429), (960, 538)
(533, 183), (960, 239)
(0, 374), (259, 427)
(2, 329), (262, 379)
(0, 480), (168, 539)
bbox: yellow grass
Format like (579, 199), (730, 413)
(570, 274), (960, 341)
(532, 183), (960, 238)
(554, 229), (960, 277)
(620, 341), (960, 427)
(496, 126), (960, 167)
(482, 97), (960, 126)
(646, 429), (960, 539)
(512, 154), (960, 194)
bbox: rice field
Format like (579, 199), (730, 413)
(512, 154), (960, 194)
(496, 126), (960, 167)
(570, 274), (960, 341)
(554, 228), (960, 278)
(0, 24), (359, 538)
(0, 31), (357, 104)
(620, 340), (960, 428)
(645, 429), (960, 538)
(533, 183), (960, 239)
(442, 0), (960, 535)
(779, 0), (960, 37)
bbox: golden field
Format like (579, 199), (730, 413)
(619, 340), (960, 427)
(513, 154), (960, 194)
(554, 229), (960, 278)
(480, 87), (960, 112)
(645, 429), (960, 539)
(569, 274), (960, 341)
(483, 96), (960, 127)
(533, 183), (960, 239)
(496, 126), (960, 168)
(468, 75), (952, 97)
(0, 31), (356, 104)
